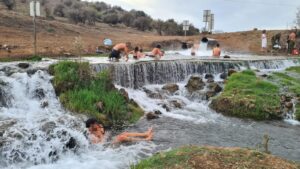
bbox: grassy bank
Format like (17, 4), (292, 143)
(210, 70), (281, 120)
(132, 146), (299, 169)
(50, 61), (143, 126)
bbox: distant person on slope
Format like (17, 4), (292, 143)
(149, 44), (164, 59)
(288, 31), (296, 55)
(85, 118), (153, 144)
(261, 30), (267, 53)
(109, 42), (131, 61)
(212, 43), (221, 57)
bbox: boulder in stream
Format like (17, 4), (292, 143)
(146, 112), (159, 120)
(185, 76), (205, 93)
(34, 88), (46, 99)
(204, 74), (214, 79)
(220, 72), (227, 80)
(162, 84), (179, 94)
(17, 63), (30, 69)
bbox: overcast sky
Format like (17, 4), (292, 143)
(86, 0), (300, 32)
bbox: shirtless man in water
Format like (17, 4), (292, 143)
(85, 118), (153, 144)
(150, 44), (164, 59)
(212, 43), (221, 57)
(109, 42), (131, 61)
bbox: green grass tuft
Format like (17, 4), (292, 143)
(132, 146), (298, 169)
(211, 70), (281, 120)
(286, 66), (300, 74)
(51, 61), (143, 126)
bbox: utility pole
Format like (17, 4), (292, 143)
(33, 0), (36, 56)
(183, 20), (189, 41)
(203, 10), (211, 32)
(30, 1), (40, 56)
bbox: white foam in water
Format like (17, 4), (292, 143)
(0, 67), (155, 169)
(124, 82), (225, 125)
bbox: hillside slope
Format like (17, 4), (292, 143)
(0, 8), (292, 58)
(0, 10), (192, 57)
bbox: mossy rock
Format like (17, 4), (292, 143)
(210, 70), (281, 120)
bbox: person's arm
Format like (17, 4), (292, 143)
(124, 47), (129, 61)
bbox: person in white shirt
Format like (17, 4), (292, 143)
(261, 30), (267, 53)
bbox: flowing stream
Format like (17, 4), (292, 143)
(0, 62), (154, 169)
(0, 58), (300, 169)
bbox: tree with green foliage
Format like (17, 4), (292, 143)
(121, 13), (135, 27)
(162, 19), (180, 35)
(134, 17), (152, 31)
(93, 1), (109, 11)
(103, 13), (119, 25)
(53, 3), (65, 17)
(152, 19), (164, 35)
(83, 8), (97, 25)
(63, 0), (72, 7)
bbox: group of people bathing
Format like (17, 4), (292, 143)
(109, 42), (164, 62)
(109, 41), (222, 62)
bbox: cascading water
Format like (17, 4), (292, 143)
(123, 75), (300, 162)
(0, 63), (155, 169)
(92, 58), (300, 88)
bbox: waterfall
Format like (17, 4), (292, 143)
(92, 58), (300, 88)
(0, 63), (154, 169)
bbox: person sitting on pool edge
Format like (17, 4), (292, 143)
(109, 42), (131, 62)
(212, 43), (221, 57)
(85, 118), (153, 144)
(129, 46), (145, 60)
(149, 44), (164, 59)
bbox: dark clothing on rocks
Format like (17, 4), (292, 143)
(109, 49), (121, 60)
(288, 40), (295, 54)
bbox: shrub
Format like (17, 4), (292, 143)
(67, 9), (85, 24)
(103, 14), (119, 24)
(133, 17), (152, 31)
(64, 0), (73, 7)
(152, 19), (164, 35)
(41, 0), (48, 6)
(2, 0), (15, 10)
(53, 3), (65, 17)
(44, 5), (52, 18)
(120, 13), (134, 27)
(83, 8), (97, 25)
(93, 1), (109, 11)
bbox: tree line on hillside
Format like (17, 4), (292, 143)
(1, 0), (200, 36)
